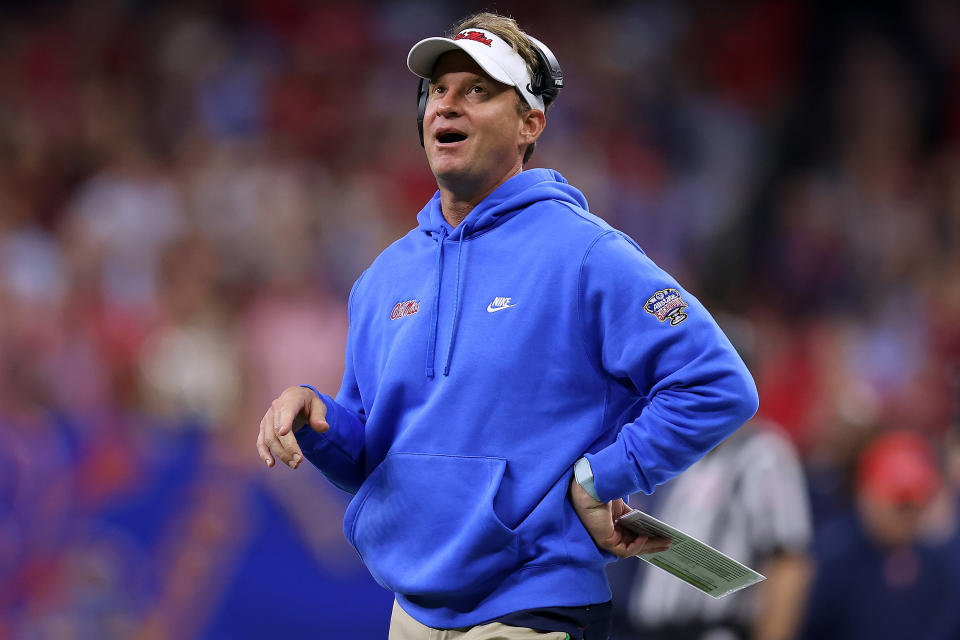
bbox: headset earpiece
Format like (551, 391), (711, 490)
(417, 77), (429, 147)
(526, 35), (564, 107)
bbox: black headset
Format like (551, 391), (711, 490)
(417, 33), (564, 146)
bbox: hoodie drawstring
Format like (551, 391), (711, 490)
(415, 171), (583, 380)
(442, 222), (468, 376)
(425, 226), (446, 379)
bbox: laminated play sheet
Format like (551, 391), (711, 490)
(616, 509), (766, 598)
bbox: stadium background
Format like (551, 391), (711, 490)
(1, 0), (959, 637)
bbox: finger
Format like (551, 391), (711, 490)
(262, 409), (295, 467)
(618, 534), (651, 557)
(275, 409), (291, 436)
(280, 428), (304, 468)
(266, 437), (299, 469)
(636, 542), (671, 556)
(276, 402), (306, 437)
(257, 411), (274, 467)
(643, 535), (672, 554)
(270, 428), (304, 469)
(272, 398), (294, 437)
(597, 528), (627, 555)
(625, 534), (672, 557)
(257, 433), (273, 467)
(308, 393), (329, 432)
(309, 416), (330, 433)
(608, 543), (636, 559)
(266, 434), (300, 468)
(605, 529), (645, 558)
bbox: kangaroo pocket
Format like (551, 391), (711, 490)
(344, 453), (518, 597)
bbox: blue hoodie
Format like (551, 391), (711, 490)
(296, 169), (758, 628)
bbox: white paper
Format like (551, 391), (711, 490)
(616, 509), (766, 598)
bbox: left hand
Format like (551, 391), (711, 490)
(256, 385), (330, 470)
(569, 476), (671, 558)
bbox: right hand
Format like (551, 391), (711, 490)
(256, 386), (330, 470)
(569, 477), (671, 558)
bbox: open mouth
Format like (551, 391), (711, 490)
(436, 132), (468, 144)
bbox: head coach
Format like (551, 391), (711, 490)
(256, 11), (759, 640)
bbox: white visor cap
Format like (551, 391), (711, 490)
(407, 28), (545, 112)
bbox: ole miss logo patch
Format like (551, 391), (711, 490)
(644, 288), (689, 326)
(454, 30), (493, 46)
(391, 299), (420, 320)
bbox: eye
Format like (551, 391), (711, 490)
(469, 84), (486, 94)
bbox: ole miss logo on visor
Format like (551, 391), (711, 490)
(454, 30), (493, 46)
(391, 299), (420, 320)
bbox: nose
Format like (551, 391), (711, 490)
(433, 91), (460, 119)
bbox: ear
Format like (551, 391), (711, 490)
(519, 109), (546, 146)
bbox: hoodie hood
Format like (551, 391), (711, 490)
(416, 168), (589, 240)
(415, 168), (589, 379)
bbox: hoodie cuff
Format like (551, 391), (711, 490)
(585, 441), (647, 503)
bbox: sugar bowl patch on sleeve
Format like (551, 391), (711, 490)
(644, 288), (689, 326)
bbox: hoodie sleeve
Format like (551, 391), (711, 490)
(295, 274), (368, 494)
(578, 231), (758, 502)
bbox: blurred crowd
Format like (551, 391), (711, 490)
(1, 0), (959, 638)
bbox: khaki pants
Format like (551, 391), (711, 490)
(388, 600), (570, 640)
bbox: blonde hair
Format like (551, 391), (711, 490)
(448, 12), (548, 165)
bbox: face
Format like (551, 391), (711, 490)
(423, 51), (543, 197)
(857, 495), (927, 548)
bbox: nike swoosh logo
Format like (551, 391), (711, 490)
(487, 303), (518, 313)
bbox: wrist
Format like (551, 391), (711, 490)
(299, 383), (323, 400)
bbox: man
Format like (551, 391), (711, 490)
(625, 419), (812, 640)
(800, 430), (953, 640)
(256, 12), (758, 640)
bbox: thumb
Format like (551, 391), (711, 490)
(308, 395), (330, 433)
